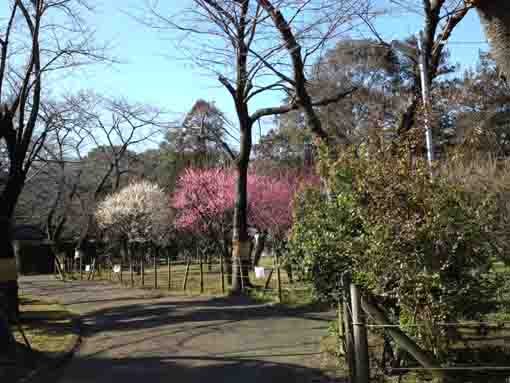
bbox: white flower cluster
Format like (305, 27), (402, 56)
(95, 181), (173, 244)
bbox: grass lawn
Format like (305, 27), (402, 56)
(1, 297), (79, 383)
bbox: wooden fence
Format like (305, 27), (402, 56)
(59, 251), (307, 303)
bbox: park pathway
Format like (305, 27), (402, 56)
(19, 275), (337, 383)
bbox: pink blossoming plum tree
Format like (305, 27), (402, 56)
(172, 168), (316, 287)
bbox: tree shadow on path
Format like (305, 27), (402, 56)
(45, 353), (345, 383)
(79, 295), (333, 337)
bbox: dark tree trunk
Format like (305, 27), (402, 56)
(222, 238), (232, 285)
(0, 175), (25, 321)
(284, 262), (293, 284)
(252, 230), (266, 267)
(397, 96), (419, 136)
(475, 1), (510, 79)
(231, 156), (250, 292)
(0, 217), (18, 321)
(120, 239), (128, 262)
(231, 114), (253, 292)
(0, 173), (22, 362)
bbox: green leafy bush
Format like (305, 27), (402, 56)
(288, 186), (363, 302)
(289, 143), (506, 358)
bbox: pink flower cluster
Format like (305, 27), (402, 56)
(171, 167), (317, 236)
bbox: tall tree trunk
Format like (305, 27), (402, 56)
(0, 178), (24, 358)
(397, 96), (419, 136)
(231, 119), (253, 293)
(0, 174), (25, 321)
(252, 230), (267, 267)
(0, 216), (17, 321)
(232, 154), (250, 292)
(475, 1), (510, 79)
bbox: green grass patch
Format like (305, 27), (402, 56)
(2, 297), (78, 382)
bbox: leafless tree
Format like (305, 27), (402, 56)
(16, 92), (169, 277)
(385, 1), (473, 135)
(50, 92), (168, 251)
(141, 0), (368, 292)
(0, 0), (109, 321)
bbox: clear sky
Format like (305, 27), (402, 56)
(3, 1), (490, 142)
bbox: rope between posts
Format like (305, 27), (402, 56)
(352, 322), (510, 328)
(389, 366), (510, 371)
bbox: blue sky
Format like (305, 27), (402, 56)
(3, 1), (490, 142)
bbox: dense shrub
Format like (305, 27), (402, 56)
(289, 143), (506, 357)
(288, 187), (361, 302)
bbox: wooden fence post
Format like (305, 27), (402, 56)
(351, 282), (370, 383)
(130, 246), (134, 288)
(79, 253), (83, 280)
(342, 272), (356, 383)
(120, 261), (123, 284)
(54, 254), (64, 281)
(88, 258), (97, 281)
(167, 250), (171, 291)
(360, 296), (446, 381)
(154, 246), (158, 290)
(263, 269), (274, 290)
(141, 255), (145, 287)
(275, 249), (282, 303)
(199, 251), (204, 294)
(182, 259), (191, 291)
(220, 253), (225, 294)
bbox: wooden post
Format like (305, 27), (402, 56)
(239, 254), (244, 290)
(88, 258), (97, 281)
(141, 256), (145, 287)
(263, 269), (274, 290)
(199, 250), (204, 294)
(167, 250), (171, 291)
(79, 254), (83, 280)
(338, 302), (345, 355)
(360, 296), (446, 380)
(342, 273), (356, 383)
(120, 261), (123, 284)
(182, 259), (191, 291)
(351, 282), (369, 383)
(154, 246), (158, 290)
(54, 254), (65, 281)
(220, 253), (225, 294)
(130, 246), (134, 288)
(275, 249), (282, 303)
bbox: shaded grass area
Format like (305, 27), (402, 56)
(1, 297), (78, 383)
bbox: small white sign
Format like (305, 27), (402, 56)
(113, 264), (121, 273)
(85, 265), (91, 272)
(254, 266), (265, 279)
